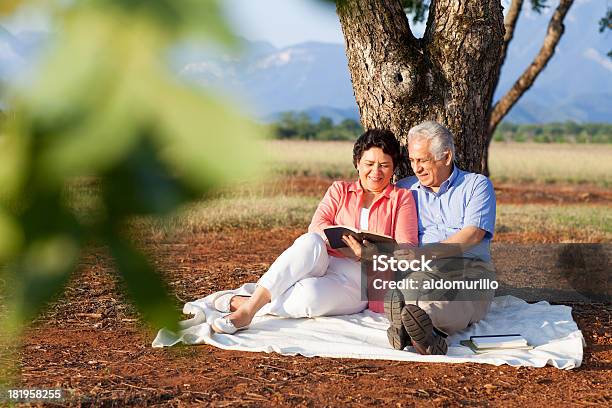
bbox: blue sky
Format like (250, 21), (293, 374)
(2, 0), (423, 47)
(3, 0), (603, 49)
(223, 0), (344, 47)
(2, 0), (345, 45)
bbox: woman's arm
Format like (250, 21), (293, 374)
(308, 182), (342, 241)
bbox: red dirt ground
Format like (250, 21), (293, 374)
(259, 176), (612, 205)
(7, 182), (612, 406)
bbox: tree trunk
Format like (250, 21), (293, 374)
(337, 0), (504, 177)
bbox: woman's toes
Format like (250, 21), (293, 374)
(227, 310), (253, 328)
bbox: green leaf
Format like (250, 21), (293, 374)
(19, 11), (157, 185)
(0, 118), (29, 202)
(108, 236), (179, 331)
(100, 136), (198, 217)
(529, 0), (549, 13)
(14, 234), (80, 321)
(152, 83), (267, 192)
(401, 0), (429, 23)
(88, 0), (235, 44)
(1, 0), (265, 339)
(0, 206), (23, 262)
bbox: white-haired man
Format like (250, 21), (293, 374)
(388, 120), (497, 355)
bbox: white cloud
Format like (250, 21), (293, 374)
(583, 48), (612, 72)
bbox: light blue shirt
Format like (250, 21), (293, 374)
(396, 166), (496, 262)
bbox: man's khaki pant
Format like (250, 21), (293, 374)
(392, 257), (496, 335)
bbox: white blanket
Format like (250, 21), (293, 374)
(152, 284), (584, 370)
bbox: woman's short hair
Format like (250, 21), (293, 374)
(407, 121), (455, 160)
(353, 129), (401, 169)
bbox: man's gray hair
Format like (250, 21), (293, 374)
(407, 121), (455, 160)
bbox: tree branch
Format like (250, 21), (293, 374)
(500, 0), (524, 67)
(489, 0), (574, 134)
(337, 0), (417, 46)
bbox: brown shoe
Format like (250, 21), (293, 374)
(401, 304), (448, 355)
(386, 326), (409, 350)
(384, 289), (408, 350)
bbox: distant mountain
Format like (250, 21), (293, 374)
(174, 40), (356, 119)
(174, 1), (610, 124)
(1, 1), (610, 124)
(496, 0), (612, 123)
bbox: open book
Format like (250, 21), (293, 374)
(460, 334), (533, 354)
(323, 225), (397, 250)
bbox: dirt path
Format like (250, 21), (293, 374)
(14, 229), (611, 406)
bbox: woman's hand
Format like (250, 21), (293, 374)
(341, 235), (367, 261)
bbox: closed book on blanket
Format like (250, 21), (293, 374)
(460, 334), (533, 354)
(323, 226), (397, 250)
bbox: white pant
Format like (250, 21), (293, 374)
(258, 233), (368, 318)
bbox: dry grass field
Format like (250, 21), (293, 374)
(265, 140), (612, 187)
(132, 141), (611, 242)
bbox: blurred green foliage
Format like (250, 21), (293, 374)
(0, 0), (24, 16)
(0, 0), (264, 338)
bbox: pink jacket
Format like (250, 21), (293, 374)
(308, 180), (418, 313)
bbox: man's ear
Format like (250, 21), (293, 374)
(444, 151), (453, 166)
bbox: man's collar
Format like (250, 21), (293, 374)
(417, 164), (459, 194)
(439, 164), (459, 191)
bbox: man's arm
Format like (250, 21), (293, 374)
(391, 227), (485, 260)
(395, 175), (496, 260)
(442, 225), (486, 246)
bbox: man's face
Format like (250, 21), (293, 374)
(407, 138), (453, 190)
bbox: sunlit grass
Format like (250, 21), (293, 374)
(146, 195), (318, 237)
(66, 140), (612, 242)
(488, 143), (612, 187)
(496, 204), (611, 242)
(142, 195), (610, 242)
(265, 140), (355, 179)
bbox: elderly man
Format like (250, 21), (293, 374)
(386, 120), (497, 355)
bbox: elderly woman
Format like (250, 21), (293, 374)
(212, 129), (418, 334)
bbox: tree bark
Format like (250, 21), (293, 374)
(337, 0), (504, 176)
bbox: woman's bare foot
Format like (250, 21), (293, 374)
(224, 307), (254, 329)
(229, 295), (250, 312)
(212, 286), (271, 334)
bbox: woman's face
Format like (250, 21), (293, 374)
(357, 147), (394, 193)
